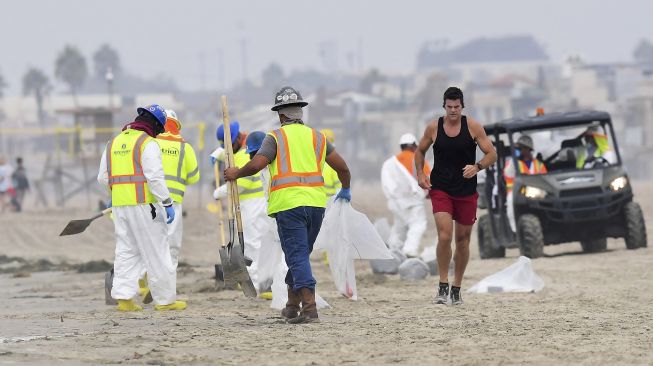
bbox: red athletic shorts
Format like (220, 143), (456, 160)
(429, 189), (478, 225)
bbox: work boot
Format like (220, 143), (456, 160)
(117, 299), (143, 312)
(281, 286), (300, 319)
(154, 300), (187, 311)
(287, 288), (319, 324)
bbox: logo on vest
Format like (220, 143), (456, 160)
(161, 147), (180, 157)
(113, 143), (132, 156)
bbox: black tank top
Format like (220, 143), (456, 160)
(430, 116), (477, 196)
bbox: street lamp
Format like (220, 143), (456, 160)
(105, 67), (114, 109)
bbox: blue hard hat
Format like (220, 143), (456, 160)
(137, 104), (167, 126)
(245, 131), (266, 154)
(216, 121), (240, 146)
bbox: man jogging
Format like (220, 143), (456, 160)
(224, 86), (351, 323)
(415, 87), (497, 305)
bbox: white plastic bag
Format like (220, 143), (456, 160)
(314, 200), (393, 300)
(398, 258), (430, 281)
(373, 217), (391, 244)
(468, 256), (545, 294)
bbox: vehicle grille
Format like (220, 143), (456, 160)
(559, 187), (603, 197)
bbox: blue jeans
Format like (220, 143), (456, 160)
(275, 206), (325, 291)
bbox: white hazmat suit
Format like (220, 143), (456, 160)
(381, 155), (427, 257)
(98, 138), (177, 305)
(212, 147), (271, 291)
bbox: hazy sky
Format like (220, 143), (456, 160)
(1, 0), (650, 95)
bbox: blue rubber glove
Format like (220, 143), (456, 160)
(335, 187), (351, 202)
(164, 205), (175, 224)
(106, 198), (112, 208)
(210, 156), (217, 166)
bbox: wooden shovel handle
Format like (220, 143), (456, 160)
(221, 96), (245, 236)
(213, 163), (227, 247)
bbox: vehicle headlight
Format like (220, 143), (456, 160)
(520, 186), (548, 199)
(609, 176), (628, 191)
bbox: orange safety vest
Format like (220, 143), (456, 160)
(505, 159), (547, 192)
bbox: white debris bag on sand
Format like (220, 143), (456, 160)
(370, 248), (406, 274)
(314, 200), (393, 300)
(420, 245), (437, 276)
(398, 258), (430, 281)
(468, 256), (545, 294)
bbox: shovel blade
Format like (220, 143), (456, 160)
(219, 243), (257, 298)
(59, 219), (94, 236)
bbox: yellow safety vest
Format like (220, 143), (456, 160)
(106, 129), (157, 206)
(233, 149), (265, 201)
(267, 123), (327, 215)
(576, 134), (611, 169)
(156, 135), (200, 203)
(322, 164), (341, 197)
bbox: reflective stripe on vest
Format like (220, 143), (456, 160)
(505, 159), (546, 192)
(107, 130), (155, 205)
(187, 166), (199, 179)
(269, 128), (325, 191)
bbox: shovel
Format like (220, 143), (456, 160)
(217, 95), (257, 298)
(59, 207), (112, 236)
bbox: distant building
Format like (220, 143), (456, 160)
(418, 35), (549, 69)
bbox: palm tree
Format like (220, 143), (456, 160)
(0, 71), (7, 124)
(55, 45), (87, 107)
(93, 44), (121, 80)
(23, 68), (50, 126)
(634, 39), (653, 65)
(0, 71), (7, 98)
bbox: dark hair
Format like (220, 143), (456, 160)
(443, 87), (464, 108)
(400, 143), (416, 150)
(16, 157), (23, 164)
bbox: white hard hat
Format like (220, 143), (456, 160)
(399, 133), (417, 145)
(165, 109), (178, 121)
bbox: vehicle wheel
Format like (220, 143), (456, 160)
(517, 214), (544, 259)
(580, 238), (607, 253)
(624, 202), (647, 249)
(477, 214), (505, 259)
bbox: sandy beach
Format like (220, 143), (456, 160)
(0, 182), (651, 365)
